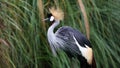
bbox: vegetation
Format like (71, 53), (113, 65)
(0, 0), (120, 68)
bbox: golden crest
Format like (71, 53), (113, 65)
(49, 7), (64, 20)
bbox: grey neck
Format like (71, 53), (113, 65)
(48, 20), (60, 34)
(47, 20), (60, 56)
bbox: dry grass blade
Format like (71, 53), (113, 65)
(0, 39), (10, 68)
(37, 0), (46, 31)
(0, 39), (9, 46)
(78, 0), (90, 39)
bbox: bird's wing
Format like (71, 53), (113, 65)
(55, 26), (92, 55)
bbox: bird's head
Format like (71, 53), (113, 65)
(44, 7), (64, 23)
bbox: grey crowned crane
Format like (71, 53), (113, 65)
(45, 7), (96, 68)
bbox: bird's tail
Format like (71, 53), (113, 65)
(92, 56), (96, 68)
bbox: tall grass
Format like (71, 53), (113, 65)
(0, 0), (120, 68)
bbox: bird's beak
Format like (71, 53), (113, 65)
(42, 18), (49, 21)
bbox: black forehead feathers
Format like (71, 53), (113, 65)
(47, 13), (52, 18)
(46, 13), (55, 23)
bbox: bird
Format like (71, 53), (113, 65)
(45, 7), (96, 68)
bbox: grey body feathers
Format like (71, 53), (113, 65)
(54, 26), (92, 56)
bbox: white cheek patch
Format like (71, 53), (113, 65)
(50, 16), (55, 21)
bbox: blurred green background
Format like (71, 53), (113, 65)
(0, 0), (120, 68)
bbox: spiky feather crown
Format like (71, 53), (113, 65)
(49, 7), (64, 21)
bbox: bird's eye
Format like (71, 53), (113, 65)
(50, 16), (55, 21)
